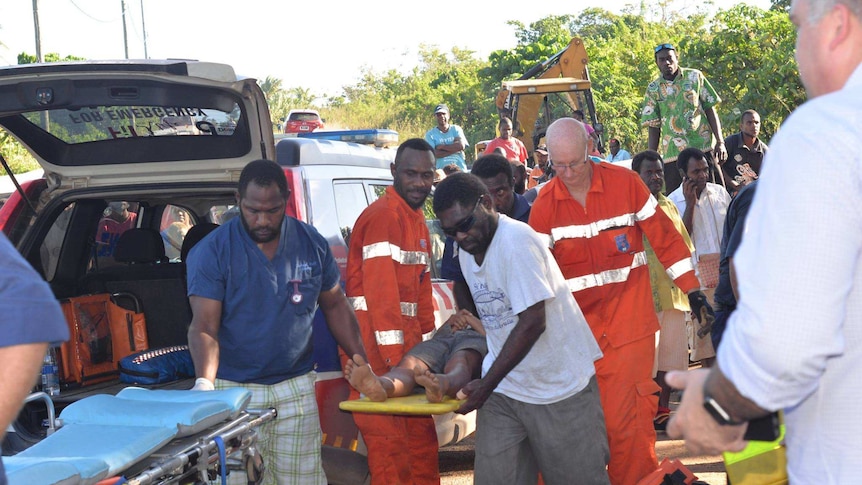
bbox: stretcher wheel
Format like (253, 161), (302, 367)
(243, 445), (265, 484)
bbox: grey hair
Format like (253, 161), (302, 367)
(806, 0), (862, 23)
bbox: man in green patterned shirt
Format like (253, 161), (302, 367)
(641, 43), (727, 193)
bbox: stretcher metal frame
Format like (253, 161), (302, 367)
(5, 389), (277, 485)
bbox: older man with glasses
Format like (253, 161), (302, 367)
(528, 117), (715, 485)
(641, 42), (726, 194)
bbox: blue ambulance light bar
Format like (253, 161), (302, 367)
(298, 129), (398, 148)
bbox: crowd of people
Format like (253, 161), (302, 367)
(3, 1), (860, 484)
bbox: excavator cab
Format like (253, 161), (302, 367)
(490, 37), (603, 159)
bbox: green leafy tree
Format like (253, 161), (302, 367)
(18, 52), (85, 64)
(770, 0), (791, 12)
(259, 76), (289, 130)
(2, 52), (84, 174)
(325, 44), (488, 160)
(276, 4), (797, 160)
(684, 4), (799, 143)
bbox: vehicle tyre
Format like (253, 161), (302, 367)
(1, 424), (42, 455)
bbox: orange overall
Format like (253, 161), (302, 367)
(529, 164), (700, 485)
(343, 186), (438, 485)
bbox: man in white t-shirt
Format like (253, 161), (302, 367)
(432, 172), (610, 485)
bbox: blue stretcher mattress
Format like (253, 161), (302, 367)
(3, 387), (252, 485)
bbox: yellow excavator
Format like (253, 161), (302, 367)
(477, 37), (603, 159)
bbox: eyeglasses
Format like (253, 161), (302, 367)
(550, 147), (589, 173)
(654, 43), (675, 53)
(443, 196), (483, 237)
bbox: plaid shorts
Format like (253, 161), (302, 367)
(217, 372), (326, 485)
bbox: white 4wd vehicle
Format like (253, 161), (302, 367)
(0, 60), (470, 485)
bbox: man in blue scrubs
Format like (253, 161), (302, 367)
(0, 233), (69, 485)
(187, 159), (369, 485)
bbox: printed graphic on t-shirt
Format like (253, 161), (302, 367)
(733, 163), (758, 187)
(471, 285), (515, 332)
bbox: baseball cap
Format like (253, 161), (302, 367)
(654, 43), (675, 53)
(434, 104), (449, 115)
(535, 144), (548, 155)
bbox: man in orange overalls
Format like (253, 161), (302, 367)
(529, 118), (714, 485)
(343, 138), (440, 485)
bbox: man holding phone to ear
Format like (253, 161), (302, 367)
(668, 147), (730, 368)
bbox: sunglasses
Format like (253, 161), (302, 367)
(443, 196), (484, 237)
(654, 43), (675, 53)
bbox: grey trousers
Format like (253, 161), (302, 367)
(474, 375), (610, 485)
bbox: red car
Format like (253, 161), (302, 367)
(283, 109), (324, 134)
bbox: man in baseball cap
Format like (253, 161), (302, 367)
(425, 103), (469, 171)
(528, 144), (550, 189)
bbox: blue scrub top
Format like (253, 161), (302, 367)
(187, 216), (340, 384)
(0, 233), (69, 348)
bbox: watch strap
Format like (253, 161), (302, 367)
(703, 393), (744, 425)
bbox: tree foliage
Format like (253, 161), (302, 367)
(18, 52), (85, 64)
(687, 5), (801, 140)
(303, 4), (796, 160)
(0, 4), (802, 175)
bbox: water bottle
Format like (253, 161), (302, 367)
(41, 348), (60, 397)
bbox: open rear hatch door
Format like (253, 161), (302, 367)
(0, 59), (274, 192)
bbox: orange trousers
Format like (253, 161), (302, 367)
(353, 411), (440, 485)
(595, 335), (661, 485)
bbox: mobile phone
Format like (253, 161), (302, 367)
(743, 411), (781, 442)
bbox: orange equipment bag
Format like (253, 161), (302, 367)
(58, 292), (149, 386)
(635, 458), (699, 485)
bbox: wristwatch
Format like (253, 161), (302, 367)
(703, 391), (743, 425)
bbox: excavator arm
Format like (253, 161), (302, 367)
(494, 37), (603, 155)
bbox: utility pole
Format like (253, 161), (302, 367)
(140, 0), (148, 59)
(33, 0), (49, 130)
(121, 0), (129, 59)
(32, 0), (43, 62)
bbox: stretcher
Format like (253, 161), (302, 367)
(339, 393), (464, 415)
(3, 387), (276, 485)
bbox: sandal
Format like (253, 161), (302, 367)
(654, 407), (671, 432)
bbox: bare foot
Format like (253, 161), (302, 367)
(345, 355), (388, 402)
(414, 366), (449, 403)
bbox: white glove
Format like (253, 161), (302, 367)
(191, 377), (215, 391)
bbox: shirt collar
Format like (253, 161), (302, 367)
(846, 62), (862, 89)
(233, 214), (290, 259)
(736, 132), (766, 153)
(511, 193), (531, 222)
(386, 185), (425, 216)
(550, 163), (605, 201)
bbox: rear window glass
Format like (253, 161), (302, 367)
(22, 105), (240, 143)
(289, 112), (320, 122)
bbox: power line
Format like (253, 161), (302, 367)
(67, 0), (122, 23)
